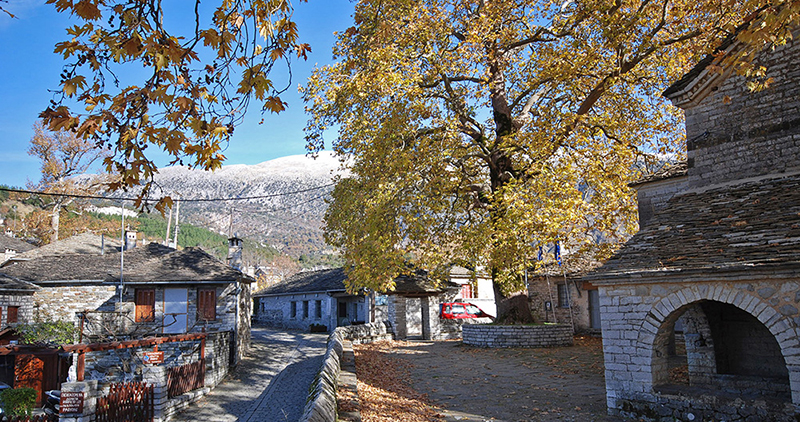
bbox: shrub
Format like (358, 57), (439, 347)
(16, 320), (78, 346)
(0, 388), (37, 416)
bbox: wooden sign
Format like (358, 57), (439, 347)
(142, 351), (164, 365)
(60, 391), (85, 414)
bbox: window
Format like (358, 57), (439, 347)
(557, 284), (570, 308)
(7, 306), (18, 324)
(197, 288), (217, 321)
(302, 301), (309, 319)
(135, 289), (156, 322)
(460, 283), (473, 299)
(315, 300), (322, 319)
(290, 301), (297, 318)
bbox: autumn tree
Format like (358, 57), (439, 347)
(28, 121), (110, 243)
(39, 0), (311, 211)
(303, 0), (800, 321)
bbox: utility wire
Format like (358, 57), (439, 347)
(0, 183), (335, 203)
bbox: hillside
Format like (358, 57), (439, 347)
(146, 151), (345, 258)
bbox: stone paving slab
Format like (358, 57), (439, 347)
(173, 327), (327, 422)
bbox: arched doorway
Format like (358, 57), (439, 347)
(652, 300), (790, 401)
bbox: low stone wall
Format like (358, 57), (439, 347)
(300, 322), (395, 422)
(462, 324), (573, 348)
(299, 329), (344, 422)
(338, 320), (394, 344)
(616, 390), (799, 422)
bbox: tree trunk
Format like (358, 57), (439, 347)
(51, 202), (61, 243)
(486, 59), (535, 324)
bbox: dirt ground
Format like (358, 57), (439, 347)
(354, 336), (624, 422)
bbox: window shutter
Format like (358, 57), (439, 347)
(198, 289), (216, 321)
(136, 289), (155, 322)
(7, 306), (18, 324)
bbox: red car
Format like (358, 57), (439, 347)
(440, 302), (493, 319)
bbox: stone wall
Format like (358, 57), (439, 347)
(33, 285), (117, 322)
(119, 284), (238, 335)
(462, 324), (573, 348)
(599, 279), (800, 421)
(682, 39), (800, 189)
(389, 292), (461, 340)
(635, 175), (689, 228)
(338, 320), (394, 344)
(254, 292), (336, 332)
(61, 331), (233, 422)
(204, 330), (233, 388)
(528, 276), (593, 332)
(299, 329), (343, 422)
(0, 292), (34, 325)
(80, 331), (232, 388)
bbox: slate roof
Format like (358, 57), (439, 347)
(0, 235), (36, 253)
(0, 273), (39, 292)
(12, 233), (121, 261)
(392, 270), (459, 295)
(1, 242), (251, 284)
(629, 162), (688, 187)
(122, 246), (251, 284)
(254, 268), (347, 296)
(584, 174), (800, 283)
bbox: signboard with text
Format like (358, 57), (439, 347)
(60, 391), (85, 414)
(142, 351), (164, 365)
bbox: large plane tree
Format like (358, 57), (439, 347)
(303, 0), (799, 321)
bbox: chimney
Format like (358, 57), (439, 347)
(124, 230), (138, 251)
(227, 234), (243, 270)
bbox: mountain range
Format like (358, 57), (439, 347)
(147, 151), (345, 258)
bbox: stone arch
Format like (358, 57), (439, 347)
(636, 284), (800, 403)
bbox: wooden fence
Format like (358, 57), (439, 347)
(167, 358), (205, 398)
(95, 382), (154, 422)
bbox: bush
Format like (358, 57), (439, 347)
(16, 320), (78, 346)
(0, 388), (37, 416)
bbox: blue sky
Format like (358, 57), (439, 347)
(0, 0), (354, 188)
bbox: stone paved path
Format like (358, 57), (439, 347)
(173, 327), (327, 422)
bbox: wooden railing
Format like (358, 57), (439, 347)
(95, 382), (154, 422)
(167, 358), (205, 398)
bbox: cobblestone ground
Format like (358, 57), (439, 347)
(173, 327), (327, 422)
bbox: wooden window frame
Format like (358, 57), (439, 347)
(7, 306), (18, 324)
(197, 288), (217, 321)
(557, 284), (570, 308)
(135, 289), (156, 322)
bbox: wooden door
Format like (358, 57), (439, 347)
(15, 354), (44, 405)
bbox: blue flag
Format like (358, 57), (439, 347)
(555, 241), (562, 266)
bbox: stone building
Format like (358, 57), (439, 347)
(0, 273), (37, 327)
(253, 268), (369, 332)
(528, 271), (601, 333)
(387, 271), (462, 340)
(584, 34), (800, 420)
(0, 234), (36, 265)
(1, 235), (254, 362)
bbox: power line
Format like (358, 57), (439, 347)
(0, 183), (336, 203)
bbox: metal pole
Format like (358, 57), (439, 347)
(173, 199), (180, 248)
(563, 268), (575, 333)
(120, 201), (125, 302)
(164, 202), (173, 245)
(545, 273), (557, 323)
